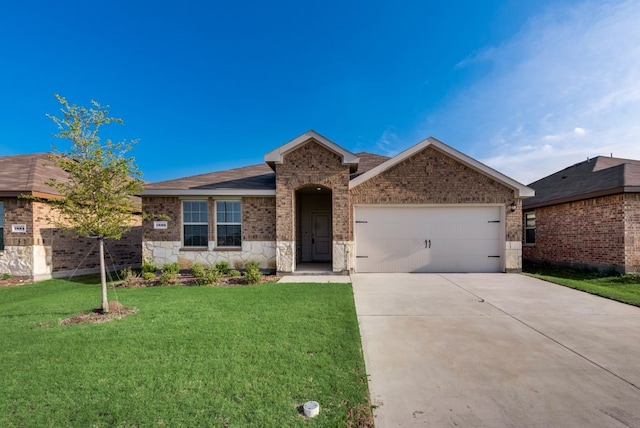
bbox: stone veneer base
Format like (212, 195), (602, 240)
(143, 241), (277, 270)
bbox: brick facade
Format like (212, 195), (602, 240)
(242, 196), (276, 241)
(142, 196), (181, 242)
(523, 194), (631, 271)
(0, 197), (141, 279)
(140, 135), (528, 274)
(350, 146), (521, 242)
(625, 194), (640, 271)
(275, 140), (351, 242)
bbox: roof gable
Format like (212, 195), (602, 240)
(265, 130), (359, 172)
(349, 137), (534, 198)
(524, 156), (640, 208)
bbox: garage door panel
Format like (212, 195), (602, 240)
(355, 206), (503, 273)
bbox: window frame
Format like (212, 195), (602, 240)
(524, 211), (536, 245)
(182, 200), (209, 248)
(215, 200), (242, 248)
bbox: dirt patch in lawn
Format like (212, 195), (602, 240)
(59, 301), (137, 326)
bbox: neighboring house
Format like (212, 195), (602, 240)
(0, 153), (142, 280)
(523, 156), (640, 273)
(142, 131), (533, 274)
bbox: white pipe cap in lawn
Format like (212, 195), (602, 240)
(303, 401), (320, 418)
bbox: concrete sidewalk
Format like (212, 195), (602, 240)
(353, 273), (640, 427)
(277, 274), (351, 283)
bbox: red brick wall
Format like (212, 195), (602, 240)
(33, 201), (142, 272)
(143, 196), (276, 244)
(624, 194), (640, 272)
(275, 140), (351, 241)
(1, 198), (34, 246)
(350, 146), (521, 241)
(0, 197), (141, 273)
(142, 196), (181, 242)
(242, 196), (276, 241)
(524, 194), (626, 270)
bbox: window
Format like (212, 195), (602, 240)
(524, 211), (535, 244)
(0, 202), (4, 251)
(216, 201), (241, 247)
(183, 200), (208, 247)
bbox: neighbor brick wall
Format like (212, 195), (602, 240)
(350, 146), (521, 241)
(275, 140), (351, 241)
(1, 198), (35, 246)
(142, 196), (181, 242)
(624, 194), (640, 272)
(32, 200), (142, 272)
(523, 194), (626, 270)
(242, 196), (276, 241)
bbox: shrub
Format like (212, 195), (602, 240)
(243, 262), (262, 285)
(215, 261), (230, 274)
(191, 263), (205, 278)
(228, 269), (240, 277)
(162, 263), (180, 274)
(159, 263), (180, 285)
(192, 263), (221, 285)
(141, 259), (157, 274)
(142, 272), (155, 281)
(1, 273), (10, 281)
(120, 267), (142, 287)
(158, 270), (177, 286)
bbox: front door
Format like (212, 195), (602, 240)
(311, 212), (332, 261)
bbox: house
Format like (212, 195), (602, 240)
(141, 131), (533, 274)
(523, 156), (640, 273)
(0, 153), (142, 280)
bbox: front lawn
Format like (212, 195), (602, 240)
(0, 279), (373, 427)
(524, 262), (640, 307)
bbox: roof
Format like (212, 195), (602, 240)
(141, 134), (533, 199)
(142, 164), (276, 196)
(0, 153), (66, 198)
(349, 137), (534, 198)
(524, 156), (640, 209)
(350, 152), (390, 178)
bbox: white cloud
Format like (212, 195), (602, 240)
(427, 0), (640, 184)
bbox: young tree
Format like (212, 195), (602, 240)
(46, 94), (144, 314)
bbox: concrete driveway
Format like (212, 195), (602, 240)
(352, 273), (640, 427)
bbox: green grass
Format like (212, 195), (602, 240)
(523, 262), (640, 307)
(0, 279), (373, 427)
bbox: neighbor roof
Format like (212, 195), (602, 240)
(524, 156), (640, 209)
(0, 153), (66, 198)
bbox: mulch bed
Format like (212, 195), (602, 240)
(0, 277), (31, 288)
(118, 272), (280, 288)
(58, 301), (138, 326)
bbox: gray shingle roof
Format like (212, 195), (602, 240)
(143, 152), (390, 193)
(144, 164), (276, 191)
(524, 156), (640, 209)
(0, 153), (66, 197)
(351, 152), (390, 178)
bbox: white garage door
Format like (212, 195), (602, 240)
(354, 206), (503, 273)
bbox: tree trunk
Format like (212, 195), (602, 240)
(99, 238), (109, 314)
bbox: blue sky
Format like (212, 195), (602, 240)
(1, 0), (638, 184)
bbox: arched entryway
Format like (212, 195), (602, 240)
(295, 185), (332, 271)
